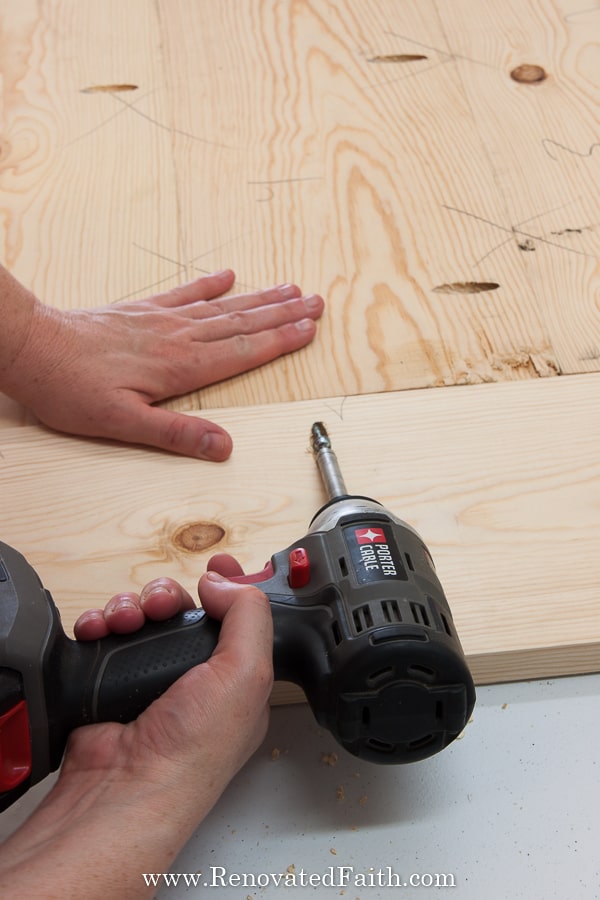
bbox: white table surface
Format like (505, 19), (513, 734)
(1, 673), (598, 899)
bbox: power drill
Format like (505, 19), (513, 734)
(0, 423), (475, 812)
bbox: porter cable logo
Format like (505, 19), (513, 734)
(344, 524), (407, 584)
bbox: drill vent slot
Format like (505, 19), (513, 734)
(405, 552), (415, 571)
(381, 599), (402, 623)
(353, 604), (374, 633)
(407, 663), (436, 684)
(366, 738), (395, 754)
(440, 612), (453, 637)
(371, 631), (427, 644)
(331, 620), (342, 646)
(367, 666), (394, 688)
(410, 601), (431, 627)
(407, 734), (435, 751)
(339, 556), (348, 577)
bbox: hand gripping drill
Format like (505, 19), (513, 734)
(0, 423), (475, 811)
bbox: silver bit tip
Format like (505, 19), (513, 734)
(310, 421), (331, 454)
(310, 421), (348, 499)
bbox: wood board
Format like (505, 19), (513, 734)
(0, 0), (598, 426)
(0, 0), (598, 695)
(0, 374), (598, 696)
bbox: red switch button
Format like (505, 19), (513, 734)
(0, 700), (32, 791)
(288, 547), (311, 589)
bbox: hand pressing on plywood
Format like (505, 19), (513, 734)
(0, 266), (324, 460)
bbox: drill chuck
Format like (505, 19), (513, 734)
(310, 422), (348, 500)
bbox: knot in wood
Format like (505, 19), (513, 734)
(173, 522), (225, 553)
(510, 65), (547, 84)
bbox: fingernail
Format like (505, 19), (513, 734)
(206, 571), (228, 583)
(304, 294), (322, 312)
(145, 584), (173, 598)
(198, 431), (232, 461)
(106, 597), (138, 615)
(278, 283), (299, 299)
(295, 318), (315, 332)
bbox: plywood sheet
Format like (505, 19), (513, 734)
(0, 374), (598, 689)
(0, 0), (598, 425)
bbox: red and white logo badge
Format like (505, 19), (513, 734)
(355, 527), (386, 544)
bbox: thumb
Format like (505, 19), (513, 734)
(112, 401), (233, 460)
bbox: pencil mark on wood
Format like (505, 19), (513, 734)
(383, 31), (498, 70)
(510, 65), (547, 84)
(542, 139), (600, 161)
(469, 200), (583, 266)
(433, 282), (500, 294)
(114, 269), (186, 303)
(131, 243), (184, 268)
(324, 396), (348, 420)
(123, 234), (257, 301)
(69, 89), (158, 145)
(366, 31), (496, 90)
(517, 239), (536, 252)
(173, 522), (225, 553)
(248, 177), (323, 203)
(368, 54), (428, 64)
(75, 89), (234, 149)
(109, 93), (235, 149)
(81, 84), (139, 93)
(442, 204), (595, 266)
(550, 226), (593, 236)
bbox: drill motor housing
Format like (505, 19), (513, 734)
(270, 494), (475, 764)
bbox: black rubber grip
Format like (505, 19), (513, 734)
(53, 610), (222, 734)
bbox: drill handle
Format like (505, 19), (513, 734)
(0, 610), (223, 813)
(56, 610), (222, 740)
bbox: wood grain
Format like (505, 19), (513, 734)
(1, 0), (598, 427)
(0, 0), (181, 307)
(0, 1), (598, 695)
(0, 373), (598, 689)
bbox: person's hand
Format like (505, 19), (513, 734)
(2, 269), (323, 460)
(0, 564), (273, 899)
(73, 552), (245, 639)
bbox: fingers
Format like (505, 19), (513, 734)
(185, 317), (319, 389)
(107, 403), (234, 460)
(187, 292), (323, 341)
(150, 270), (236, 308)
(139, 577), (196, 620)
(73, 578), (196, 640)
(129, 575), (273, 802)
(151, 275), (324, 333)
(197, 572), (274, 696)
(167, 282), (304, 319)
(207, 553), (245, 578)
(73, 609), (114, 641)
(73, 593), (145, 640)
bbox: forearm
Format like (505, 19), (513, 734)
(0, 761), (205, 899)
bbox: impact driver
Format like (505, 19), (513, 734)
(0, 422), (475, 811)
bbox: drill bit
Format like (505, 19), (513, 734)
(310, 422), (348, 500)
